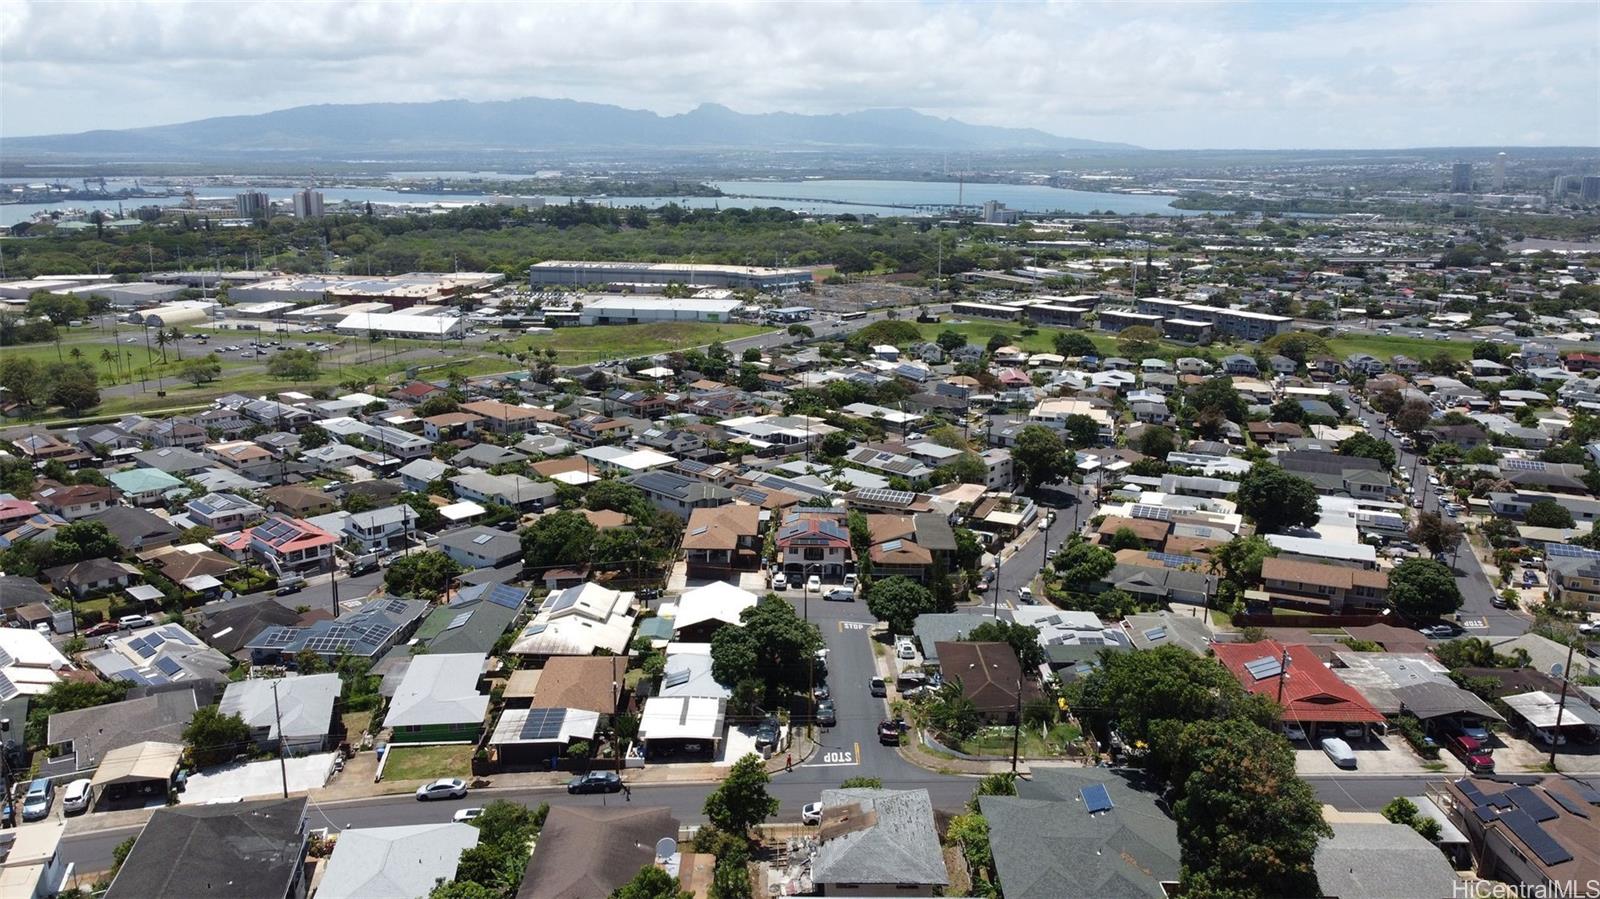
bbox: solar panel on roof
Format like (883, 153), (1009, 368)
(147, 633), (166, 648)
(1243, 656), (1282, 680)
(1131, 504), (1175, 522)
(472, 533), (495, 545)
(519, 708), (568, 741)
(167, 628), (199, 646)
(1502, 458), (1546, 471)
(1081, 783), (1114, 813)
(1145, 551), (1199, 568)
(446, 611), (473, 631)
(881, 539), (903, 552)
(1545, 543), (1600, 560)
(1577, 786), (1600, 805)
(1499, 809), (1573, 866)
(155, 657), (184, 677)
(544, 590), (580, 614)
(1547, 789), (1591, 819)
(485, 585), (526, 610)
(662, 669), (691, 689)
(1507, 786), (1560, 822)
(129, 638), (156, 659)
(0, 672), (16, 700)
(1143, 626), (1168, 642)
(1456, 780), (1488, 805)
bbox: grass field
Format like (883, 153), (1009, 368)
(514, 321), (774, 364)
(1326, 334), (1473, 362)
(381, 744), (475, 781)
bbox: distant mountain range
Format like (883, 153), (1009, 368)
(2, 97), (1138, 159)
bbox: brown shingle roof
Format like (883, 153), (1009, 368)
(681, 504), (759, 551)
(1262, 557), (1387, 591)
(530, 656), (626, 714)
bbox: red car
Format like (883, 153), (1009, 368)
(82, 622), (119, 638)
(1449, 734), (1495, 773)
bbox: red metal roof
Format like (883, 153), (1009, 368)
(1213, 639), (1385, 724)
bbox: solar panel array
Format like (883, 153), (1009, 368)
(1499, 809), (1572, 866)
(1244, 656), (1283, 681)
(855, 488), (917, 506)
(0, 672), (16, 701)
(255, 517), (303, 544)
(1131, 504), (1175, 522)
(446, 611), (473, 631)
(1502, 458), (1547, 472)
(519, 708), (568, 741)
(1545, 543), (1600, 560)
(1081, 783), (1114, 814)
(1506, 786), (1559, 822)
(484, 584), (527, 610)
(662, 669), (692, 689)
(544, 589), (580, 614)
(1547, 789), (1590, 819)
(1143, 627), (1168, 642)
(1146, 551), (1201, 569)
(155, 657), (184, 677)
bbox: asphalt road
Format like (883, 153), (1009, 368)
(1345, 392), (1528, 636)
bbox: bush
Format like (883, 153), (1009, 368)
(1392, 713), (1438, 759)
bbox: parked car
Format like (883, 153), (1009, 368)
(755, 717), (781, 751)
(806, 575), (821, 593)
(21, 778), (54, 821)
(83, 621), (120, 638)
(878, 720), (904, 746)
(1449, 735), (1495, 773)
(61, 778), (92, 815)
(452, 807), (484, 822)
(824, 588), (854, 602)
(1418, 624), (1452, 639)
(869, 677), (887, 698)
(842, 574), (858, 589)
(275, 582), (304, 596)
(566, 771), (623, 794)
(1490, 594), (1509, 609)
(1283, 724), (1307, 742)
(801, 801), (823, 825)
(771, 572), (788, 591)
(1456, 721), (1491, 741)
(895, 639), (917, 660)
(816, 700), (836, 727)
(415, 778), (468, 801)
(118, 614), (154, 630)
(1321, 737), (1357, 769)
(1017, 586), (1035, 604)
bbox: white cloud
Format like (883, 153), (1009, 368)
(1, 0), (1593, 148)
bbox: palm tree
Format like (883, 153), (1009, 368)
(99, 348), (115, 380)
(167, 327), (184, 360)
(68, 347), (83, 365)
(154, 329), (169, 364)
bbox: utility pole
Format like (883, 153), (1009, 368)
(1275, 646), (1292, 706)
(1548, 640), (1576, 770)
(272, 680), (288, 799)
(1010, 665), (1023, 774)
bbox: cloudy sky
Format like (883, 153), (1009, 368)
(2, 0), (1595, 149)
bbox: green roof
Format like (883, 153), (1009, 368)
(108, 468), (184, 493)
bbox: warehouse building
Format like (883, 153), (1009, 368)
(61, 282), (185, 307)
(335, 311), (467, 339)
(530, 260), (812, 291)
(126, 301), (219, 328)
(579, 296), (742, 326)
(231, 272), (504, 307)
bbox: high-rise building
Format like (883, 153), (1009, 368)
(236, 191), (271, 218)
(1450, 162), (1472, 193)
(1492, 152), (1507, 191)
(981, 200), (1020, 224)
(1582, 175), (1600, 203)
(293, 188), (325, 219)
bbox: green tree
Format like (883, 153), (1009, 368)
(298, 424), (331, 450)
(1012, 424), (1073, 493)
(703, 754), (779, 838)
(1235, 463), (1319, 534)
(964, 620), (1045, 670)
(1209, 535), (1278, 588)
(1524, 499), (1575, 529)
(180, 356), (222, 385)
(450, 800), (548, 895)
(1190, 376), (1248, 423)
(1132, 425), (1175, 459)
(1171, 718), (1329, 898)
(1387, 558), (1463, 620)
(183, 705), (253, 767)
(25, 678), (130, 746)
(1053, 331), (1097, 357)
(1382, 797), (1443, 842)
(947, 812), (994, 886)
(382, 550), (464, 600)
(709, 595), (824, 699)
(1062, 414), (1102, 448)
(611, 866), (692, 899)
(519, 509), (598, 567)
(1052, 540), (1116, 587)
(926, 681), (982, 741)
(818, 431), (850, 458)
(266, 347), (320, 379)
(429, 882), (499, 899)
(936, 329), (968, 353)
(585, 479), (649, 519)
(1392, 398), (1434, 433)
(1107, 526), (1145, 551)
(1338, 432), (1397, 470)
(48, 362), (99, 413)
(1410, 511), (1464, 557)
(1269, 397), (1307, 424)
(865, 575), (936, 635)
(1116, 325), (1162, 358)
(46, 520), (120, 565)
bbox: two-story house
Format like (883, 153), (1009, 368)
(186, 492), (265, 533)
(1259, 557), (1388, 613)
(776, 508), (853, 581)
(31, 481), (116, 520)
(236, 515), (338, 574)
(1546, 553), (1600, 613)
(625, 470), (735, 519)
(344, 505), (419, 553)
(683, 503), (762, 578)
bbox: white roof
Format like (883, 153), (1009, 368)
(383, 653), (489, 728)
(335, 312), (463, 336)
(672, 581), (758, 633)
(548, 470), (598, 486)
(317, 823), (480, 899)
(512, 583), (635, 657)
(439, 500), (486, 522)
(489, 706), (600, 745)
(1265, 534), (1378, 565)
(1501, 690), (1600, 729)
(0, 628), (71, 671)
(638, 696), (727, 741)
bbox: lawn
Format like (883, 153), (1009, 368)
(514, 322), (775, 364)
(915, 320), (1255, 362)
(1326, 334), (1473, 363)
(950, 721), (1081, 758)
(381, 744), (475, 781)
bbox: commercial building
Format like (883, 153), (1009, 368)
(292, 188), (324, 219)
(578, 295), (741, 325)
(530, 260), (812, 291)
(1451, 162), (1473, 193)
(126, 301), (218, 328)
(1583, 175), (1600, 203)
(235, 191), (271, 218)
(981, 200), (1021, 224)
(62, 281), (184, 307)
(335, 311), (466, 339)
(231, 272), (503, 307)
(1097, 308), (1165, 333)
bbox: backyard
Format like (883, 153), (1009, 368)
(945, 721), (1083, 759)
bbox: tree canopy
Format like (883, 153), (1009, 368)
(865, 576), (937, 635)
(519, 509), (597, 567)
(1387, 557), (1463, 621)
(1525, 499), (1575, 529)
(702, 753), (779, 838)
(382, 550), (464, 600)
(1235, 463), (1319, 534)
(963, 619), (1045, 670)
(1012, 424), (1074, 493)
(709, 595), (824, 702)
(1337, 433), (1396, 470)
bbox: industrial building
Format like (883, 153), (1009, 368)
(579, 296), (742, 326)
(230, 272), (504, 307)
(61, 282), (185, 307)
(334, 311), (467, 339)
(530, 260), (812, 291)
(126, 302), (220, 328)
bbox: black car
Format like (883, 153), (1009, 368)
(274, 583), (303, 596)
(567, 771), (622, 794)
(754, 717), (781, 750)
(878, 719), (904, 746)
(816, 700), (837, 727)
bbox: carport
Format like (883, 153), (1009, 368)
(1501, 690), (1600, 745)
(638, 696), (726, 761)
(91, 740), (182, 810)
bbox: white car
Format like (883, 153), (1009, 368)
(61, 778), (93, 815)
(1283, 724), (1307, 743)
(771, 572), (788, 591)
(806, 575), (821, 593)
(452, 807), (484, 823)
(415, 778), (468, 801)
(1321, 737), (1357, 769)
(802, 801), (823, 825)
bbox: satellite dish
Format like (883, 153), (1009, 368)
(655, 837), (677, 860)
(1551, 664), (1564, 677)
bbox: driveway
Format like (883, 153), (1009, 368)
(1293, 733), (1464, 776)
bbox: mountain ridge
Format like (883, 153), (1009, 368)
(2, 96), (1140, 158)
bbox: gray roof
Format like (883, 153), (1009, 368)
(88, 505), (180, 546)
(316, 822), (479, 899)
(134, 446), (211, 473)
(1105, 563), (1217, 600)
(246, 596), (428, 659)
(982, 768), (1180, 899)
(813, 789), (948, 888)
(45, 688), (200, 777)
(219, 673), (342, 743)
(912, 613), (994, 666)
(1391, 681), (1504, 722)
(1314, 822), (1461, 899)
(105, 798), (309, 899)
(437, 525), (521, 559)
(1122, 612), (1212, 654)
